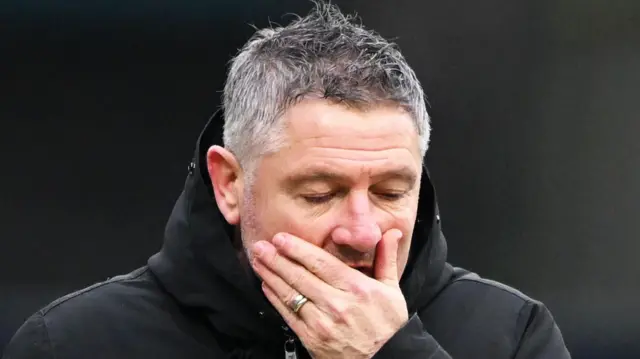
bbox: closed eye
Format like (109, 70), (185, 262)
(374, 192), (407, 201)
(301, 193), (335, 204)
(300, 191), (406, 205)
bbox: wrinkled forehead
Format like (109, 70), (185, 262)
(248, 99), (424, 188)
(282, 99), (421, 154)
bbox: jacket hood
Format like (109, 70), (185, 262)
(148, 110), (454, 346)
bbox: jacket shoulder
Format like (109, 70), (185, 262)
(39, 266), (155, 317)
(2, 267), (169, 359)
(453, 270), (538, 305)
(2, 312), (52, 359)
(420, 268), (570, 358)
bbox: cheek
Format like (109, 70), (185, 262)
(282, 215), (334, 247)
(251, 193), (332, 247)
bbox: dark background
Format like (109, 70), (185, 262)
(1, 0), (638, 358)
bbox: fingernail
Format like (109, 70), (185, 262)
(253, 241), (267, 256)
(272, 233), (286, 247)
(252, 258), (262, 270)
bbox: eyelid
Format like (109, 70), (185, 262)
(299, 189), (407, 204)
(374, 191), (407, 200)
(300, 193), (335, 204)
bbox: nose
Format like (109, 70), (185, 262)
(331, 191), (382, 253)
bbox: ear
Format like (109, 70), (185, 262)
(206, 145), (243, 225)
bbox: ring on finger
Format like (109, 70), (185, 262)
(289, 294), (309, 314)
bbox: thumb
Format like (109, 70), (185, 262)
(374, 228), (403, 286)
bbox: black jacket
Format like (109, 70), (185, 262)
(3, 113), (571, 359)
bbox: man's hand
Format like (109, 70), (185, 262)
(251, 229), (409, 359)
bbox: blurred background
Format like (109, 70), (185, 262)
(1, 0), (638, 357)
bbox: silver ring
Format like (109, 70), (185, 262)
(290, 294), (309, 314)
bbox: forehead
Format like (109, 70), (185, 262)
(282, 99), (421, 155)
(261, 99), (422, 182)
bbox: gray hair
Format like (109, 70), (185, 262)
(222, 1), (430, 176)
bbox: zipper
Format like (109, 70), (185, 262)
(283, 326), (297, 359)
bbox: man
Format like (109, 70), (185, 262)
(3, 2), (571, 359)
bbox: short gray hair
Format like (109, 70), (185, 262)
(222, 1), (430, 174)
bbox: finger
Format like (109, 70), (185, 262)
(252, 255), (327, 317)
(252, 241), (339, 308)
(271, 233), (358, 289)
(374, 228), (403, 285)
(262, 282), (313, 335)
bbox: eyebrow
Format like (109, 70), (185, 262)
(282, 165), (419, 190)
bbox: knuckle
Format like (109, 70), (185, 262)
(288, 269), (306, 289)
(307, 256), (326, 275)
(349, 281), (373, 300)
(328, 300), (350, 322)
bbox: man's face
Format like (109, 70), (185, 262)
(217, 99), (423, 279)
